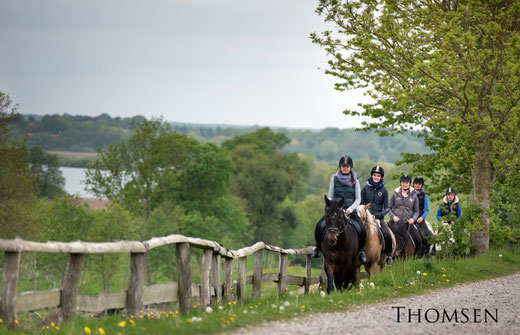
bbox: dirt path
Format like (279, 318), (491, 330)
(231, 272), (520, 335)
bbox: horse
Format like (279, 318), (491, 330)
(390, 221), (422, 259)
(356, 204), (395, 277)
(320, 195), (361, 293)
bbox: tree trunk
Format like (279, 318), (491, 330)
(471, 141), (491, 255)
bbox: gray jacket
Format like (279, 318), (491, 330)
(388, 187), (419, 222)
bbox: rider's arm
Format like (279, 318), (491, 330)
(411, 197), (420, 221)
(346, 180), (361, 213)
(360, 186), (367, 205)
(436, 204), (442, 221)
(456, 206), (462, 219)
(421, 194), (429, 220)
(387, 193), (396, 219)
(381, 188), (389, 218)
(328, 175), (335, 200)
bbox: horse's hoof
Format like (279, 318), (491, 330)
(311, 248), (320, 258)
(386, 256), (393, 265)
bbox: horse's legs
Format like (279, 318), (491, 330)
(324, 262), (335, 294)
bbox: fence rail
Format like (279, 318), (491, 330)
(0, 235), (319, 328)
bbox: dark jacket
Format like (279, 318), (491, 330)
(361, 181), (389, 219)
(436, 195), (462, 221)
(388, 187), (419, 222)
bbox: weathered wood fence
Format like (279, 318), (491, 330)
(0, 235), (319, 328)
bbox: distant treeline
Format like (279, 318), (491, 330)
(12, 114), (428, 163)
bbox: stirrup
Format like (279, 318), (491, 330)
(358, 251), (367, 264)
(311, 247), (320, 258)
(386, 255), (393, 265)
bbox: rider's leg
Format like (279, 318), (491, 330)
(380, 218), (394, 265)
(312, 216), (326, 258)
(418, 220), (434, 254)
(409, 223), (424, 257)
(350, 213), (367, 264)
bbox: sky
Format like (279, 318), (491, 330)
(0, 0), (371, 129)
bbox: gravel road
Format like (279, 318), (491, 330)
(231, 272), (520, 335)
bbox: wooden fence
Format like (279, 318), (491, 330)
(0, 235), (320, 328)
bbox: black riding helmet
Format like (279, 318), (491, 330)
(370, 165), (384, 178)
(400, 174), (412, 183)
(339, 155), (354, 167)
(446, 187), (456, 195)
(413, 176), (425, 185)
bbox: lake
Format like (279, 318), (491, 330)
(60, 167), (94, 198)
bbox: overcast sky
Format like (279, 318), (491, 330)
(0, 0), (371, 129)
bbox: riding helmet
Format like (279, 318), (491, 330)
(370, 165), (384, 178)
(338, 155), (354, 167)
(413, 176), (425, 185)
(400, 174), (412, 183)
(446, 187), (456, 195)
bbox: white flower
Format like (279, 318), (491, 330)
(191, 316), (202, 322)
(416, 270), (421, 275)
(205, 307), (213, 313)
(233, 279), (238, 284)
(279, 306), (285, 311)
(271, 304), (277, 308)
(369, 282), (375, 288)
(320, 291), (326, 297)
(359, 283), (364, 289)
(218, 306), (223, 310)
(283, 301), (290, 307)
(243, 310), (248, 314)
(410, 281), (415, 286)
(499, 254), (503, 257)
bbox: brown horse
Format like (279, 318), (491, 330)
(389, 221), (421, 259)
(356, 204), (395, 277)
(321, 195), (361, 293)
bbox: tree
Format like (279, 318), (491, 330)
(312, 0), (520, 254)
(29, 146), (66, 198)
(0, 92), (37, 239)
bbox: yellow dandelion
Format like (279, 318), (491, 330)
(55, 327), (60, 330)
(0, 318), (3, 323)
(301, 305), (306, 309)
(118, 320), (126, 328)
(139, 315), (144, 319)
(398, 286), (402, 289)
(14, 320), (19, 325)
(84, 327), (92, 334)
(129, 319), (136, 326)
(187, 319), (193, 324)
(423, 273), (427, 276)
(51, 322), (55, 327)
(442, 267), (446, 271)
(446, 279), (450, 282)
(442, 274), (446, 277)
(117, 332), (123, 335)
(249, 305), (252, 309)
(98, 328), (105, 335)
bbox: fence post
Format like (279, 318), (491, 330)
(223, 258), (233, 301)
(211, 254), (222, 305)
(252, 249), (264, 300)
(305, 254), (312, 294)
(319, 265), (327, 291)
(61, 253), (84, 321)
(237, 256), (247, 302)
(127, 252), (145, 315)
(176, 243), (192, 315)
(200, 249), (213, 308)
(1, 251), (21, 328)
(277, 253), (288, 297)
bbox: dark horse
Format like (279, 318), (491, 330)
(320, 195), (361, 293)
(390, 221), (422, 259)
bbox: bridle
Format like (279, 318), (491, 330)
(325, 208), (347, 240)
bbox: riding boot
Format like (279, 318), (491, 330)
(357, 220), (367, 264)
(312, 217), (326, 258)
(379, 219), (393, 264)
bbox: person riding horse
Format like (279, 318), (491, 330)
(388, 174), (422, 256)
(360, 165), (394, 265)
(437, 187), (462, 224)
(413, 176), (433, 255)
(312, 155), (367, 264)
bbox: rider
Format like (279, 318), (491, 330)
(388, 174), (422, 252)
(361, 165), (394, 265)
(436, 187), (462, 224)
(311, 155), (367, 264)
(413, 176), (433, 246)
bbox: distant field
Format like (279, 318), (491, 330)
(47, 150), (97, 157)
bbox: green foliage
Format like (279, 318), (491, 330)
(28, 146), (66, 198)
(0, 92), (37, 239)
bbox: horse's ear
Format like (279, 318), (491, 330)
(338, 198), (345, 208)
(324, 194), (330, 206)
(364, 203), (371, 211)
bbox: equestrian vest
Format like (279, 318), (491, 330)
(417, 190), (426, 217)
(440, 201), (460, 218)
(392, 189), (418, 222)
(333, 176), (356, 209)
(362, 184), (386, 217)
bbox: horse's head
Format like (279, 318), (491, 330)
(356, 203), (371, 227)
(324, 195), (346, 246)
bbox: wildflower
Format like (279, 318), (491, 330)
(139, 315), (144, 319)
(0, 318), (3, 323)
(187, 319), (193, 324)
(55, 327), (60, 330)
(398, 286), (402, 289)
(98, 328), (105, 335)
(359, 283), (364, 289)
(499, 254), (503, 258)
(271, 304), (277, 308)
(416, 270), (421, 275)
(249, 305), (253, 309)
(442, 267), (446, 271)
(129, 319), (135, 326)
(320, 291), (326, 297)
(423, 273), (427, 276)
(14, 320), (18, 325)
(84, 327), (91, 334)
(442, 274), (446, 277)
(301, 305), (306, 309)
(279, 306), (285, 311)
(284, 301), (290, 307)
(446, 279), (450, 282)
(206, 306), (213, 313)
(218, 305), (224, 310)
(369, 282), (375, 288)
(51, 322), (55, 327)
(118, 321), (126, 328)
(410, 281), (415, 286)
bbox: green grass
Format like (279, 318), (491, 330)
(1, 244), (519, 334)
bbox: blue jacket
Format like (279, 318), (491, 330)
(436, 196), (462, 221)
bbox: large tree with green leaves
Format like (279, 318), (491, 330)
(312, 0), (520, 254)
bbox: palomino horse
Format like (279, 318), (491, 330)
(356, 204), (395, 277)
(321, 195), (361, 293)
(390, 221), (422, 259)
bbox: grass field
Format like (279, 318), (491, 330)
(1, 244), (519, 335)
